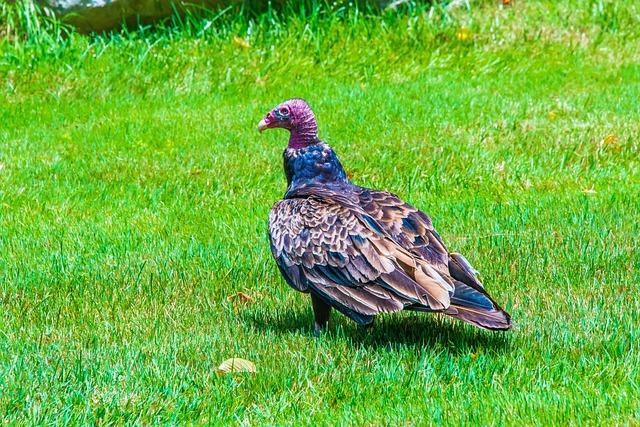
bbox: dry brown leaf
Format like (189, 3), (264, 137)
(217, 358), (257, 374)
(227, 292), (254, 306)
(227, 292), (255, 315)
(597, 134), (621, 154)
(233, 36), (250, 49)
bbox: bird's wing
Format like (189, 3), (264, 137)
(353, 188), (449, 269)
(352, 188), (513, 330)
(268, 197), (454, 324)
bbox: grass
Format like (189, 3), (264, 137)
(1, 0), (640, 425)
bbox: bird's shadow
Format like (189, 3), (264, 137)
(243, 304), (512, 356)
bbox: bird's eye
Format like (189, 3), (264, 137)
(279, 108), (290, 117)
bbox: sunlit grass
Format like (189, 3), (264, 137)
(1, 0), (639, 425)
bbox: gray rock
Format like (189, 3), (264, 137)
(35, 0), (282, 34)
(35, 0), (390, 34)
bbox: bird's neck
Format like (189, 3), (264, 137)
(288, 117), (319, 150)
(283, 143), (351, 198)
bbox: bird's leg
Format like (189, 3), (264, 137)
(310, 293), (331, 336)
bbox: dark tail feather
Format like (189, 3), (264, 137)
(445, 252), (512, 330)
(444, 280), (512, 330)
(405, 280), (512, 330)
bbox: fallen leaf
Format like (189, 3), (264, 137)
(233, 36), (250, 49)
(597, 134), (621, 154)
(217, 358), (256, 374)
(457, 27), (472, 42)
(227, 292), (254, 306)
(502, 0), (512, 5)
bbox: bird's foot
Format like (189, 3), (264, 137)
(314, 321), (328, 337)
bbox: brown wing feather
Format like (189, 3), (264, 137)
(268, 197), (454, 323)
(351, 188), (512, 329)
(282, 187), (513, 329)
(354, 188), (449, 269)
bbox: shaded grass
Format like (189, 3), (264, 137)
(1, 0), (640, 425)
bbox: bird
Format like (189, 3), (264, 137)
(259, 98), (513, 335)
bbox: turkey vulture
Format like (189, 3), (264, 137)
(259, 99), (512, 334)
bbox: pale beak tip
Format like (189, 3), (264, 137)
(258, 119), (268, 133)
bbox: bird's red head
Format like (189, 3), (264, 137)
(258, 99), (320, 149)
(258, 99), (315, 131)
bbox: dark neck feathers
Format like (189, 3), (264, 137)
(283, 142), (351, 197)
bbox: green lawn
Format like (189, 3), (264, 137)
(1, 0), (639, 425)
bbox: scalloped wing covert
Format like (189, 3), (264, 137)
(353, 187), (449, 269)
(268, 196), (455, 323)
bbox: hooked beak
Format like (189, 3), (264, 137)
(258, 111), (276, 133)
(257, 118), (269, 133)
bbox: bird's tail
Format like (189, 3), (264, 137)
(444, 253), (512, 331)
(443, 280), (512, 330)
